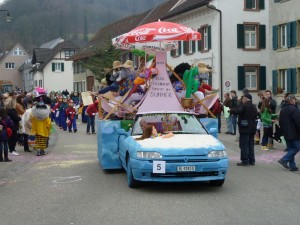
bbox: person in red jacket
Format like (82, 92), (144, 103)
(66, 100), (77, 133)
(86, 100), (98, 134)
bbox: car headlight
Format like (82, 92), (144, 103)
(136, 151), (162, 159)
(208, 150), (227, 158)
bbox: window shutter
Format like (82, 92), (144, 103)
(272, 70), (278, 95)
(197, 28), (202, 52)
(52, 63), (55, 72)
(178, 41), (182, 55)
(192, 41), (196, 53)
(201, 28), (204, 51)
(183, 41), (188, 54)
(238, 66), (245, 90)
(259, 66), (266, 90)
(259, 0), (265, 9)
(286, 69), (292, 92)
(170, 49), (175, 57)
(245, 0), (252, 9)
(208, 25), (212, 50)
(290, 21), (297, 47)
(291, 68), (297, 94)
(259, 25), (266, 49)
(272, 25), (278, 50)
(237, 24), (245, 48)
(61, 63), (64, 72)
(287, 22), (292, 48)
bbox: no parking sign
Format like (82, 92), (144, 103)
(224, 80), (231, 92)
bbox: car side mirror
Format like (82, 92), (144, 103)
(209, 128), (218, 138)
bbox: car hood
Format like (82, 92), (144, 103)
(133, 134), (224, 156)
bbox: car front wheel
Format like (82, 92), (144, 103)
(127, 158), (138, 188)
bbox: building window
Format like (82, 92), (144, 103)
(198, 25), (211, 52)
(5, 62), (15, 69)
(245, 25), (257, 49)
(34, 80), (38, 87)
(245, 67), (257, 90)
(52, 62), (64, 72)
(170, 41), (182, 57)
(279, 24), (287, 48)
(278, 69), (287, 93)
(38, 80), (43, 87)
(183, 40), (195, 54)
(13, 47), (25, 56)
(238, 65), (266, 91)
(245, 0), (265, 10)
(237, 24), (265, 49)
(65, 50), (75, 58)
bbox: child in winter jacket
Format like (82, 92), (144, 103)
(0, 107), (14, 162)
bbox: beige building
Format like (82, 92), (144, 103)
(0, 43), (30, 90)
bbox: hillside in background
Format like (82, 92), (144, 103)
(0, 0), (167, 53)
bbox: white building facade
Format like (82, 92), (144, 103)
(167, 0), (269, 103)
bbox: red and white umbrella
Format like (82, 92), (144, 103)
(112, 20), (200, 51)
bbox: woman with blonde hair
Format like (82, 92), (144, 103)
(4, 96), (21, 156)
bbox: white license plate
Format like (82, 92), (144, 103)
(177, 166), (196, 172)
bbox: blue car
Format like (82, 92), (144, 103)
(97, 112), (229, 188)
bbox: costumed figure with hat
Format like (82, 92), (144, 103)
(98, 60), (144, 110)
(49, 91), (57, 122)
(30, 100), (52, 156)
(66, 99), (77, 133)
(52, 95), (63, 125)
(58, 96), (69, 131)
(70, 91), (81, 119)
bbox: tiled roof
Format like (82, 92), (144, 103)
(32, 40), (79, 71)
(71, 0), (210, 61)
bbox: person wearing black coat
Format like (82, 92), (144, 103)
(229, 93), (258, 166)
(278, 94), (300, 172)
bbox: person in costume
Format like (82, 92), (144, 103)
(136, 125), (174, 140)
(30, 100), (51, 156)
(86, 99), (98, 134)
(58, 96), (68, 131)
(70, 91), (80, 119)
(52, 95), (63, 125)
(66, 100), (77, 133)
(98, 60), (144, 106)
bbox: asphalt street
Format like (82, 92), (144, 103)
(0, 118), (299, 225)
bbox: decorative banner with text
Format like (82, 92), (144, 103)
(138, 51), (184, 113)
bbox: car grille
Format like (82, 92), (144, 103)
(150, 159), (219, 163)
(151, 171), (219, 178)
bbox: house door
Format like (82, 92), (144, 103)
(86, 76), (94, 91)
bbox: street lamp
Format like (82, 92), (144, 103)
(206, 4), (223, 101)
(0, 9), (11, 22)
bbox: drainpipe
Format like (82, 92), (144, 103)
(206, 4), (223, 101)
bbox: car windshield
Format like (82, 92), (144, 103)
(131, 113), (208, 136)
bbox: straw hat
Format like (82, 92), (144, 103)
(122, 60), (133, 69)
(198, 62), (211, 74)
(112, 61), (123, 69)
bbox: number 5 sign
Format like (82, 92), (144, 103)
(153, 161), (166, 174)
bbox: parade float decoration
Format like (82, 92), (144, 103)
(95, 20), (228, 188)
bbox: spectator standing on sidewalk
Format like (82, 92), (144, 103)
(278, 94), (300, 172)
(223, 92), (232, 134)
(4, 96), (21, 156)
(229, 90), (239, 135)
(260, 98), (278, 150)
(0, 107), (14, 162)
(264, 90), (277, 148)
(229, 93), (258, 166)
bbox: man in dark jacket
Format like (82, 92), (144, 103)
(229, 93), (258, 166)
(229, 90), (239, 135)
(278, 94), (300, 172)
